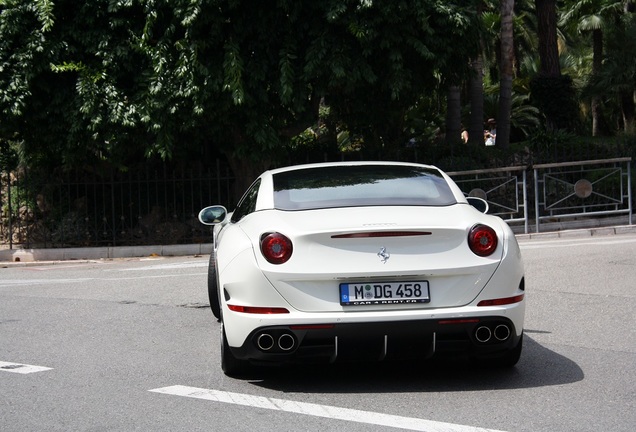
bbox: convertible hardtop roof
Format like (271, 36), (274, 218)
(266, 161), (442, 176)
(253, 161), (467, 211)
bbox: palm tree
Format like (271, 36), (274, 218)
(531, 0), (581, 132)
(496, 0), (516, 148)
(445, 85), (462, 151)
(472, 0), (538, 147)
(467, 52), (487, 146)
(467, 0), (486, 147)
(591, 9), (636, 134)
(560, 0), (625, 136)
(535, 0), (561, 77)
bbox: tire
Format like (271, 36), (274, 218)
(221, 325), (250, 377)
(207, 251), (221, 320)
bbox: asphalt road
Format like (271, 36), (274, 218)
(1, 233), (635, 432)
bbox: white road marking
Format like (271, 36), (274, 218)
(149, 385), (506, 432)
(23, 263), (107, 271)
(105, 272), (207, 280)
(0, 361), (53, 374)
(116, 261), (208, 271)
(0, 278), (93, 288)
(0, 273), (205, 288)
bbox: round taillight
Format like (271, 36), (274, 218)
(468, 224), (498, 257)
(260, 232), (293, 264)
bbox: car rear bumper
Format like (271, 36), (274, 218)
(228, 316), (522, 364)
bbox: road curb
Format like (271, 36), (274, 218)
(515, 224), (636, 240)
(0, 243), (213, 266)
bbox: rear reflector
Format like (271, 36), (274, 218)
(332, 231), (432, 238)
(227, 305), (290, 314)
(289, 324), (335, 330)
(438, 318), (480, 325)
(477, 294), (525, 307)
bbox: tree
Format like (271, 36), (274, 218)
(1, 0), (480, 197)
(496, 0), (516, 148)
(535, 0), (561, 77)
(467, 0), (488, 148)
(312, 2), (480, 159)
(592, 8), (636, 134)
(531, 0), (578, 131)
(0, 0), (153, 171)
(467, 51), (486, 147)
(561, 0), (626, 136)
(465, 0), (538, 147)
(444, 85), (462, 150)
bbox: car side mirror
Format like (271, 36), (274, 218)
(198, 205), (228, 225)
(467, 197), (489, 214)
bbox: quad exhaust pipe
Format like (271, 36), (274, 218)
(256, 333), (275, 351)
(494, 324), (511, 341)
(277, 333), (296, 351)
(256, 324), (511, 352)
(256, 332), (296, 352)
(475, 326), (492, 343)
(474, 324), (511, 343)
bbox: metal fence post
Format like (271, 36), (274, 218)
(216, 158), (221, 206)
(523, 169), (528, 234)
(7, 172), (12, 250)
(534, 167), (540, 233)
(111, 169), (117, 246)
(628, 162), (633, 226)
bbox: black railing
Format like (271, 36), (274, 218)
(1, 161), (234, 248)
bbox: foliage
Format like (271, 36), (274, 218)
(0, 139), (19, 171)
(4, 0), (636, 250)
(529, 74), (580, 131)
(481, 82), (541, 142)
(526, 126), (578, 155)
(0, 0), (634, 185)
(322, 1), (480, 157)
(560, 0), (624, 33)
(0, 0), (481, 180)
(585, 10), (636, 133)
(0, 0), (151, 172)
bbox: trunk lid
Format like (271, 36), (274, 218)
(240, 205), (503, 312)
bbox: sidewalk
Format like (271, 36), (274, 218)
(0, 243), (212, 265)
(3, 225), (636, 266)
(515, 224), (636, 240)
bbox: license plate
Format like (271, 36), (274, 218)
(339, 281), (430, 306)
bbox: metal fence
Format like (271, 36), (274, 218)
(448, 166), (530, 233)
(533, 158), (632, 232)
(449, 158), (632, 233)
(1, 161), (234, 248)
(1, 158), (633, 249)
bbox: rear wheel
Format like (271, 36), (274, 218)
(207, 252), (220, 320)
(220, 325), (250, 377)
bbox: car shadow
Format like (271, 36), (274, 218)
(246, 334), (583, 393)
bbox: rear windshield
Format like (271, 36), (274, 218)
(273, 165), (457, 210)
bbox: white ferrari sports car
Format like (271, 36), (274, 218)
(199, 161), (525, 376)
